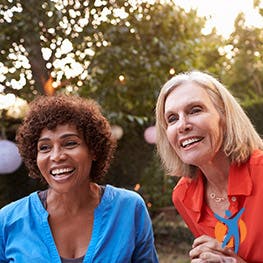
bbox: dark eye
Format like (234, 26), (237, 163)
(167, 114), (178, 124)
(190, 106), (202, 114)
(64, 140), (79, 148)
(38, 144), (51, 153)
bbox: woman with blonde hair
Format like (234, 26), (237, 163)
(156, 71), (263, 262)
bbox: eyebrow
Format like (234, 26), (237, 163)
(38, 133), (81, 142)
(165, 100), (203, 114)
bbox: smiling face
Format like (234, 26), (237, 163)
(164, 81), (224, 168)
(37, 124), (95, 193)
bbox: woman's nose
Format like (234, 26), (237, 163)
(50, 146), (66, 162)
(177, 116), (191, 133)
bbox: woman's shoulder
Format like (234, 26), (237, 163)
(104, 184), (143, 200)
(173, 175), (201, 201)
(96, 185), (148, 219)
(173, 176), (194, 192)
(249, 149), (263, 165)
(102, 185), (145, 208)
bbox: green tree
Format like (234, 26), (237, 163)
(222, 13), (263, 101)
(83, 1), (225, 117)
(219, 8), (263, 138)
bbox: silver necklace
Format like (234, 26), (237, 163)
(209, 192), (227, 203)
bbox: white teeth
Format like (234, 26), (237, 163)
(181, 138), (201, 147)
(51, 168), (73, 176)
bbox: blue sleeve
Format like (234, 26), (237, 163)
(0, 211), (7, 262)
(132, 198), (159, 263)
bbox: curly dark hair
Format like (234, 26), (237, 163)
(16, 95), (116, 182)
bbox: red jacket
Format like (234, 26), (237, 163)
(173, 150), (263, 262)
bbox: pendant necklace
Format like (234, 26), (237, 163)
(209, 192), (227, 203)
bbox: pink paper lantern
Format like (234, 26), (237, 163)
(0, 140), (22, 174)
(144, 126), (156, 144)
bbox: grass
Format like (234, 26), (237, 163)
(152, 207), (194, 263)
(157, 244), (191, 263)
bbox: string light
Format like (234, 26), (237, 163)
(169, 67), (175, 75)
(134, 183), (141, 191)
(118, 74), (125, 83)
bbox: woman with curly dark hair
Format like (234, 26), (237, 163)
(0, 95), (158, 263)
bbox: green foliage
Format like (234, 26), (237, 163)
(222, 13), (263, 100)
(79, 1), (224, 119)
(139, 154), (177, 212)
(243, 99), (263, 137)
(103, 122), (154, 187)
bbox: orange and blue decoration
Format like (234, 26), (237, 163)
(214, 208), (246, 254)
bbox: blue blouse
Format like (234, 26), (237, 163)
(0, 185), (158, 262)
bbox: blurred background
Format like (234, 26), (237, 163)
(0, 0), (262, 261)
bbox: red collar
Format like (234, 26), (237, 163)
(228, 162), (253, 196)
(181, 162), (253, 222)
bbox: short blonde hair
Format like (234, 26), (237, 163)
(155, 71), (263, 177)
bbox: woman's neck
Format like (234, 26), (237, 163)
(46, 183), (101, 215)
(199, 151), (230, 194)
